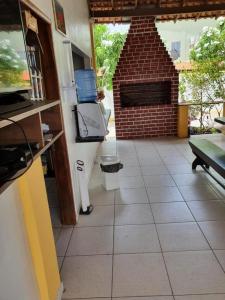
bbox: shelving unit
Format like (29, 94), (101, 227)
(0, 0), (76, 225)
(0, 100), (62, 148)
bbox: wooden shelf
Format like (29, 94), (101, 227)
(0, 100), (60, 129)
(41, 130), (64, 153)
(0, 0), (76, 224)
(0, 130), (64, 194)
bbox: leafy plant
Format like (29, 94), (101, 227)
(180, 17), (225, 132)
(94, 24), (127, 90)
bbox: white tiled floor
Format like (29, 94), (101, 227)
(56, 135), (225, 300)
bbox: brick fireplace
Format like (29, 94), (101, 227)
(113, 16), (179, 139)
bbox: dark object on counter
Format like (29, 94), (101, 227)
(0, 148), (28, 182)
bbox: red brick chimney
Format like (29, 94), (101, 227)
(113, 16), (179, 139)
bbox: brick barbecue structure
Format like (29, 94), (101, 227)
(113, 16), (179, 139)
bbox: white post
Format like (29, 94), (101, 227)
(76, 160), (93, 215)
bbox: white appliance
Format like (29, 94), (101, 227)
(77, 103), (108, 138)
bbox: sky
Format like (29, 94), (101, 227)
(107, 18), (218, 35)
(108, 23), (130, 34)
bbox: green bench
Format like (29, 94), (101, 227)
(189, 138), (225, 188)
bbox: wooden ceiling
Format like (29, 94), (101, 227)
(88, 0), (225, 23)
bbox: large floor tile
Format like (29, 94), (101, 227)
(166, 163), (193, 175)
(147, 186), (184, 203)
(67, 226), (113, 255)
(113, 253), (172, 297)
(119, 157), (139, 167)
(61, 255), (112, 298)
(172, 174), (208, 186)
(215, 250), (225, 271)
(134, 139), (154, 147)
(119, 176), (145, 189)
(77, 205), (114, 227)
(157, 222), (209, 251)
(141, 165), (169, 176)
(187, 201), (225, 221)
(175, 295), (225, 300)
(119, 166), (142, 177)
(143, 175), (175, 187)
(115, 188), (149, 204)
(139, 157), (164, 166)
(56, 227), (73, 256)
(162, 156), (188, 165)
(115, 204), (154, 225)
(199, 221), (225, 249)
(178, 185), (220, 201)
(151, 202), (194, 223)
(136, 149), (159, 157)
(89, 186), (115, 206)
(164, 250), (225, 295)
(114, 224), (161, 254)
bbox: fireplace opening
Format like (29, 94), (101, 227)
(120, 81), (171, 107)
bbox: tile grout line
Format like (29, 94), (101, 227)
(65, 219), (225, 228)
(134, 140), (175, 299)
(62, 247), (225, 257)
(60, 226), (75, 275)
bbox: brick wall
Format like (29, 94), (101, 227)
(113, 16), (179, 139)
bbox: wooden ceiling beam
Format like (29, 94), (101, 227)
(90, 3), (225, 18)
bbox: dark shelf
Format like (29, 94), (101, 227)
(0, 100), (60, 129)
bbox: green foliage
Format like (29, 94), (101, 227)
(94, 24), (127, 90)
(0, 39), (28, 88)
(180, 18), (225, 130)
(181, 17), (225, 102)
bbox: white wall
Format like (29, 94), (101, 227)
(31, 0), (99, 216)
(0, 183), (39, 300)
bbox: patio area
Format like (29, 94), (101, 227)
(54, 134), (225, 300)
